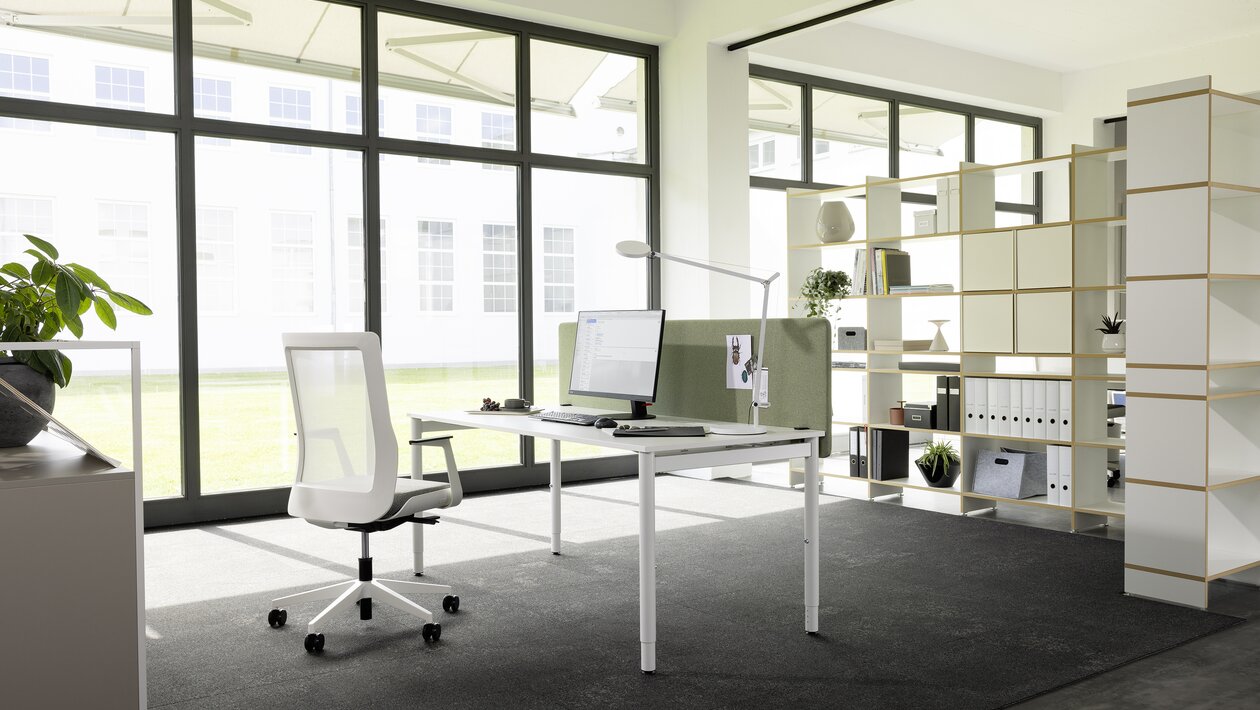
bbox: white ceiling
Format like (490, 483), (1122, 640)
(850, 0), (1260, 73)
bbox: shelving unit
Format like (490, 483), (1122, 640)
(787, 142), (1127, 533)
(1124, 76), (1260, 608)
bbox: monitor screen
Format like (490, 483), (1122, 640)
(569, 309), (665, 402)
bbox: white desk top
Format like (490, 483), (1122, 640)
(0, 432), (129, 489)
(410, 408), (823, 454)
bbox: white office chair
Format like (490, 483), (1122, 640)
(268, 332), (463, 654)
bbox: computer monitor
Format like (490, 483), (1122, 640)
(569, 309), (666, 420)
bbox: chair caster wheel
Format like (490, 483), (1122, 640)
(422, 623), (442, 642)
(268, 609), (287, 628)
(304, 633), (325, 654)
(442, 594), (460, 613)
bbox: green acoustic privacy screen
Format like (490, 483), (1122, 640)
(559, 317), (832, 457)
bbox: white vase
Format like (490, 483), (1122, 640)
(816, 201), (855, 243)
(1101, 333), (1125, 353)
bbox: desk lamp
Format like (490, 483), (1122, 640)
(615, 241), (779, 435)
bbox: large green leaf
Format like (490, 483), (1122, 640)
(0, 262), (30, 280)
(67, 263), (111, 291)
(64, 312), (83, 338)
(31, 348), (66, 387)
(23, 234), (58, 260)
(107, 291), (153, 316)
(93, 297), (117, 330)
(55, 272), (82, 319)
(31, 259), (54, 286)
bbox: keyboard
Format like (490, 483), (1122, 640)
(535, 410), (602, 426)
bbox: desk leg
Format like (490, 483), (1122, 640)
(804, 437), (820, 634)
(410, 417), (425, 576)
(550, 439), (562, 555)
(638, 452), (656, 673)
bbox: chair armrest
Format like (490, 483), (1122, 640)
(406, 437), (462, 507)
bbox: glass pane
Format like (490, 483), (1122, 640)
(380, 154), (521, 472)
(531, 169), (649, 461)
(193, 0), (361, 134)
(812, 90), (890, 186)
(378, 12), (516, 149)
(530, 40), (645, 163)
(898, 104), (965, 178)
(197, 140), (365, 494)
(0, 120), (179, 499)
(0, 2), (173, 115)
(976, 118), (1037, 205)
(749, 189), (790, 318)
(748, 77), (801, 180)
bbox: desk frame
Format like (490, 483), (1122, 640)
(410, 411), (821, 673)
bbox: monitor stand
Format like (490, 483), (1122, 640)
(609, 400), (655, 421)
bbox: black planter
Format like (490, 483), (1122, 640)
(916, 459), (961, 488)
(0, 358), (55, 447)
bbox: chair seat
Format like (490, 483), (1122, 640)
(306, 477), (453, 529)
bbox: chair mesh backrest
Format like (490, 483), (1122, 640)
(289, 348), (375, 490)
(284, 333), (398, 523)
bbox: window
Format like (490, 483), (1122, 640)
(417, 220), (454, 312)
(347, 217), (387, 313)
(95, 66), (146, 140)
(482, 223), (516, 312)
(97, 202), (150, 296)
(270, 212), (315, 313)
(192, 77), (232, 146)
(196, 208), (236, 313)
(269, 87), (312, 154)
(0, 195), (53, 255)
(346, 95), (384, 134)
(811, 89), (890, 186)
(0, 52), (51, 131)
(481, 113), (515, 170)
(542, 226), (574, 313)
(416, 104), (452, 165)
(748, 139), (776, 171)
(530, 40), (645, 163)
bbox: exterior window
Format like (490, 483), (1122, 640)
(269, 86), (312, 154)
(346, 95), (384, 134)
(748, 139), (775, 171)
(542, 226), (574, 313)
(97, 202), (151, 296)
(195, 207), (235, 313)
(347, 217), (386, 312)
(417, 220), (454, 312)
(481, 112), (514, 170)
(0, 53), (51, 131)
(416, 104), (452, 165)
(192, 77), (231, 146)
(813, 139), (830, 156)
(482, 223), (516, 312)
(270, 212), (314, 313)
(0, 195), (54, 255)
(95, 65), (146, 140)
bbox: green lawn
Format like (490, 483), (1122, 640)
(55, 363), (609, 499)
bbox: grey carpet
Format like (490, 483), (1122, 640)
(146, 490), (1241, 710)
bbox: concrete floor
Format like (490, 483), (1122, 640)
(145, 474), (1257, 709)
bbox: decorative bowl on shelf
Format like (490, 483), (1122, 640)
(916, 460), (961, 488)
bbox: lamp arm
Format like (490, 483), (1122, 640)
(653, 251), (776, 286)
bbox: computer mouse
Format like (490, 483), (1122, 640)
(593, 417), (618, 429)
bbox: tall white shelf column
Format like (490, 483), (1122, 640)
(1125, 76), (1260, 608)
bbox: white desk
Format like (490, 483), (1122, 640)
(409, 409), (823, 673)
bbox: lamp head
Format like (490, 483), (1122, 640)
(615, 241), (654, 259)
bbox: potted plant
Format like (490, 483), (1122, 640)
(799, 267), (851, 318)
(915, 440), (961, 488)
(1097, 312), (1125, 353)
(0, 234), (152, 446)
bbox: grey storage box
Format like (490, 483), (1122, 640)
(835, 326), (867, 351)
(972, 449), (1046, 499)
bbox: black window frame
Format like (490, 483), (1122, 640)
(0, 0), (660, 527)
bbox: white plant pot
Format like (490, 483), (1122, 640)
(1101, 333), (1125, 353)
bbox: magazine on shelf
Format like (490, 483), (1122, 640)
(0, 374), (120, 469)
